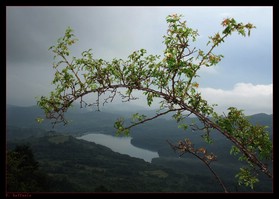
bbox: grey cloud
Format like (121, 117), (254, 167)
(7, 7), (167, 66)
(7, 7), (69, 65)
(6, 7), (272, 111)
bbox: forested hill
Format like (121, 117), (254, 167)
(7, 134), (228, 192)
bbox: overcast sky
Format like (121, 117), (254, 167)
(6, 6), (272, 115)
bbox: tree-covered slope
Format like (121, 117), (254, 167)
(7, 134), (229, 192)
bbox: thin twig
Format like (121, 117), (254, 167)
(166, 140), (228, 193)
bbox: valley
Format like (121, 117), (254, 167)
(6, 104), (273, 192)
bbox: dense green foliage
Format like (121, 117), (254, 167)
(7, 145), (48, 192)
(35, 14), (272, 191)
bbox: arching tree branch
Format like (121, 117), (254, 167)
(37, 14), (271, 192)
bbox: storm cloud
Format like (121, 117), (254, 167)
(6, 6), (272, 114)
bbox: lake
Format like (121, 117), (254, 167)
(76, 133), (159, 163)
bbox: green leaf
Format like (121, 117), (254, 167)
(230, 145), (240, 155)
(201, 134), (213, 144)
(36, 117), (44, 124)
(178, 124), (188, 131)
(146, 93), (153, 106)
(235, 167), (259, 189)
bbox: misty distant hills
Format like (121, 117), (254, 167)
(6, 103), (272, 130)
(7, 104), (120, 133)
(6, 103), (272, 140)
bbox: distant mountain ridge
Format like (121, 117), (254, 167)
(6, 103), (272, 134)
(7, 104), (272, 125)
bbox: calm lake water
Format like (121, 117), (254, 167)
(76, 133), (159, 163)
